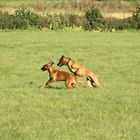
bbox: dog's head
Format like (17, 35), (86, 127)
(41, 61), (54, 71)
(57, 55), (69, 67)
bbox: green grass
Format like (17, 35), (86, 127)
(0, 30), (140, 140)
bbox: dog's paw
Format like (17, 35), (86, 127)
(44, 84), (49, 88)
(86, 80), (93, 87)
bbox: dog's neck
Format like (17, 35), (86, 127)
(66, 58), (71, 65)
(66, 58), (76, 73)
(48, 66), (55, 74)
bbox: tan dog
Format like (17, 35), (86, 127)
(57, 55), (101, 88)
(41, 61), (77, 88)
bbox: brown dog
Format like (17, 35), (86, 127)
(57, 55), (101, 88)
(41, 61), (77, 88)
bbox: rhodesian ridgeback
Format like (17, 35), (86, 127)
(57, 55), (101, 88)
(41, 61), (77, 88)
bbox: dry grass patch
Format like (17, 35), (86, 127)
(102, 12), (132, 19)
(0, 0), (139, 19)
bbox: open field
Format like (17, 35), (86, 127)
(0, 30), (140, 140)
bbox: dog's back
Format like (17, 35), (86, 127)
(54, 70), (76, 81)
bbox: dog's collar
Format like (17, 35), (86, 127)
(67, 58), (71, 65)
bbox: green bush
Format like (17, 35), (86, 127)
(0, 6), (140, 31)
(13, 7), (39, 29)
(84, 6), (104, 30)
(0, 11), (14, 29)
(0, 7), (40, 29)
(132, 6), (140, 29)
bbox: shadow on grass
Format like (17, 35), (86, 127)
(37, 84), (92, 90)
(37, 84), (65, 90)
(46, 86), (65, 90)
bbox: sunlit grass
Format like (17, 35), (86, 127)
(0, 30), (140, 140)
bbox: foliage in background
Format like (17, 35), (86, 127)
(0, 7), (39, 29)
(83, 6), (140, 31)
(38, 14), (84, 30)
(13, 7), (39, 29)
(84, 7), (104, 30)
(0, 11), (13, 29)
(0, 6), (140, 31)
(132, 6), (140, 29)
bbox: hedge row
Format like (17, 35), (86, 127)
(0, 6), (140, 30)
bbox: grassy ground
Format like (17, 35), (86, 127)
(0, 30), (140, 140)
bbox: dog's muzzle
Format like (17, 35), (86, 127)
(41, 67), (46, 71)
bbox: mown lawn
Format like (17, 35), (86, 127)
(0, 30), (140, 140)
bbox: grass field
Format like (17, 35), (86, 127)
(0, 30), (140, 140)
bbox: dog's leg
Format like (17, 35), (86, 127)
(90, 75), (101, 88)
(65, 80), (72, 89)
(45, 78), (54, 87)
(71, 79), (78, 88)
(86, 77), (93, 87)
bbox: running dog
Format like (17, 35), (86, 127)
(57, 55), (101, 88)
(41, 61), (77, 88)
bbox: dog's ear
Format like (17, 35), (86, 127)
(62, 55), (64, 58)
(48, 61), (54, 65)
